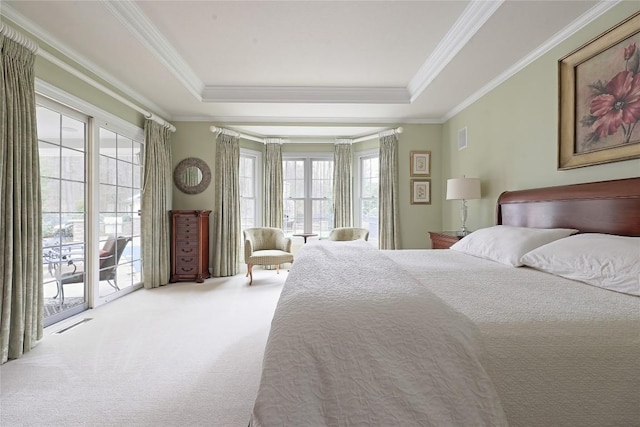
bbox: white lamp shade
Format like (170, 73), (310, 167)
(446, 178), (481, 200)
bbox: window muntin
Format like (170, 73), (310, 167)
(357, 151), (379, 244)
(240, 154), (256, 230)
(98, 128), (143, 297)
(283, 155), (333, 237)
(38, 105), (87, 319)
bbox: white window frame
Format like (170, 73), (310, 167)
(37, 80), (144, 311)
(240, 148), (263, 229)
(282, 152), (333, 235)
(354, 148), (379, 233)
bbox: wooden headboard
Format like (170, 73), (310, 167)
(496, 177), (640, 236)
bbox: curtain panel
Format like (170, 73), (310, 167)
(378, 133), (400, 250)
(333, 142), (353, 228)
(213, 133), (240, 277)
(141, 120), (172, 289)
(0, 35), (43, 363)
(263, 141), (283, 228)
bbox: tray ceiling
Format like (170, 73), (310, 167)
(2, 0), (614, 138)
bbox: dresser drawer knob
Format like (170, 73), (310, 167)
(180, 267), (194, 272)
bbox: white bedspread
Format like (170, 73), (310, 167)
(385, 249), (640, 427)
(250, 241), (507, 427)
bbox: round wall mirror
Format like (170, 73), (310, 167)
(173, 157), (211, 195)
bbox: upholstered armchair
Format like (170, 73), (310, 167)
(243, 227), (294, 285)
(326, 227), (370, 241)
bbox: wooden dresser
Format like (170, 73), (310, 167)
(170, 210), (211, 283)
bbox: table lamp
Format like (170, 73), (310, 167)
(446, 177), (481, 236)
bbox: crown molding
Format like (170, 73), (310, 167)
(407, 0), (503, 102)
(172, 115), (443, 125)
(100, 0), (204, 101)
(202, 86), (410, 104)
(2, 4), (171, 119)
(442, 0), (622, 122)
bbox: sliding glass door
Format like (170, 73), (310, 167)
(38, 96), (144, 326)
(97, 128), (144, 301)
(38, 103), (88, 325)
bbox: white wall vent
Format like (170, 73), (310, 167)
(458, 127), (468, 150)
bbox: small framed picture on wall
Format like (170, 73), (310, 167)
(410, 179), (431, 204)
(410, 151), (431, 177)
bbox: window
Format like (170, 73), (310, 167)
(283, 155), (333, 238)
(356, 150), (379, 243)
(36, 86), (145, 327)
(239, 149), (262, 231)
(98, 128), (144, 297)
(39, 104), (88, 322)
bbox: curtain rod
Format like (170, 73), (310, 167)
(0, 21), (38, 52)
(1, 21), (176, 132)
(210, 126), (266, 143)
(353, 127), (403, 143)
(211, 126), (403, 144)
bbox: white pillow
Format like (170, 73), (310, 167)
(521, 233), (640, 296)
(450, 225), (578, 267)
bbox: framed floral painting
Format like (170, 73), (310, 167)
(558, 12), (640, 170)
(410, 179), (431, 205)
(410, 151), (431, 177)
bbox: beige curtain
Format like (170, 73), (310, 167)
(0, 35), (43, 363)
(333, 141), (353, 228)
(141, 120), (172, 289)
(378, 132), (400, 249)
(263, 140), (283, 228)
(213, 133), (240, 277)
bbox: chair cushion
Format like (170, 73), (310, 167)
(328, 227), (369, 241)
(247, 249), (294, 265)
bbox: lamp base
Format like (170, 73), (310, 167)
(456, 228), (471, 237)
(457, 200), (470, 237)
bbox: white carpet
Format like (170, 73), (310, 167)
(0, 268), (285, 427)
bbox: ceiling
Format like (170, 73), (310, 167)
(2, 1), (613, 140)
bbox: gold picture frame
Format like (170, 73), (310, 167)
(410, 151), (431, 177)
(558, 12), (640, 170)
(410, 179), (431, 205)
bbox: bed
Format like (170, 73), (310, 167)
(249, 177), (640, 427)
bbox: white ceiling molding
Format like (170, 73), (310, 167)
(97, 0), (498, 106)
(442, 0), (621, 122)
(2, 3), (171, 119)
(407, 0), (504, 103)
(100, 0), (204, 101)
(175, 115), (443, 125)
(4, 1), (619, 130)
(202, 86), (410, 104)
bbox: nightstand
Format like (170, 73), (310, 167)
(428, 231), (464, 249)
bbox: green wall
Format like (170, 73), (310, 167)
(170, 123), (441, 250)
(442, 2), (640, 233)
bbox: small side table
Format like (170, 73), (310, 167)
(428, 231), (464, 249)
(294, 233), (318, 243)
